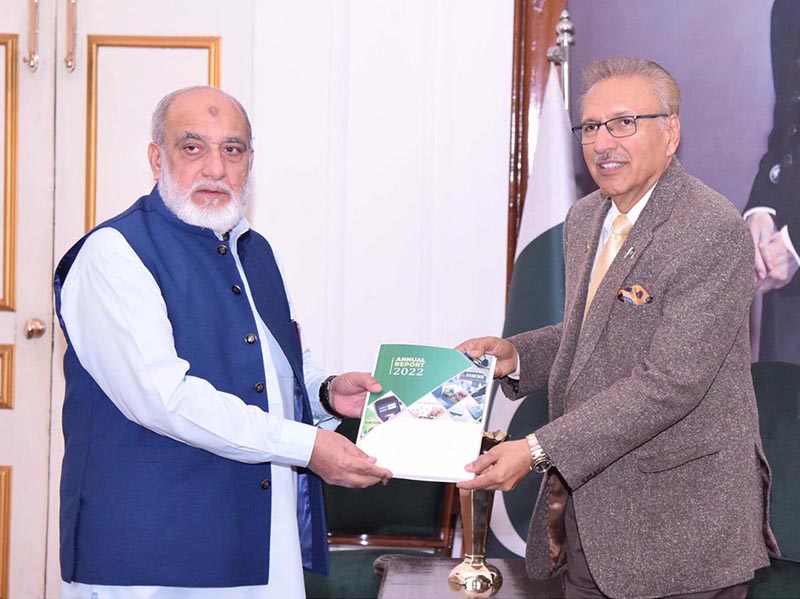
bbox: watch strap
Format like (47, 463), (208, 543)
(319, 375), (346, 419)
(525, 433), (553, 474)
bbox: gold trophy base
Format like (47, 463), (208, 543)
(448, 555), (503, 598)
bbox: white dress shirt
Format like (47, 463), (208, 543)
(591, 185), (653, 272)
(59, 218), (337, 599)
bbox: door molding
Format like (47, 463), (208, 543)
(84, 35), (221, 231)
(0, 34), (18, 312)
(0, 346), (13, 410)
(0, 465), (11, 599)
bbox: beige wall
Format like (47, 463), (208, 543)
(251, 1), (514, 374)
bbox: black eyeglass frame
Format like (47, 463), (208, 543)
(571, 113), (669, 144)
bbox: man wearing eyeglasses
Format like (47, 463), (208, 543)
(458, 57), (776, 598)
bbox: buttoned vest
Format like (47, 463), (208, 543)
(54, 187), (328, 586)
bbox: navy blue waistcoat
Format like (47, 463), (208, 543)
(53, 187), (328, 587)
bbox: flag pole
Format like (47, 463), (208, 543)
(490, 4), (578, 559)
(546, 10), (575, 116)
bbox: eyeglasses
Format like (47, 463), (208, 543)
(571, 114), (669, 144)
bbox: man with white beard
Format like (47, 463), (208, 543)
(54, 86), (391, 599)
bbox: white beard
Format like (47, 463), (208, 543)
(158, 160), (248, 234)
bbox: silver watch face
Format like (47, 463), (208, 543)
(533, 459), (552, 474)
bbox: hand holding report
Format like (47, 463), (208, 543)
(356, 343), (496, 482)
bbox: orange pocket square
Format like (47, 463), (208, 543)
(617, 284), (653, 306)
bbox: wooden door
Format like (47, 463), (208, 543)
(0, 1), (257, 596)
(0, 1), (57, 597)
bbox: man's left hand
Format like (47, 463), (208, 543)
(457, 439), (532, 492)
(328, 372), (382, 418)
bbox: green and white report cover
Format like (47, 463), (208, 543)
(356, 344), (496, 482)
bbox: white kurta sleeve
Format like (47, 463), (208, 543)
(59, 227), (318, 467)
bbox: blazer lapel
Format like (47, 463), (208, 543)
(545, 198), (607, 420)
(565, 159), (685, 393)
(564, 201), (607, 346)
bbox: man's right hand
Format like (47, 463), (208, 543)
(746, 211), (777, 285)
(456, 336), (519, 378)
(757, 230), (800, 292)
(308, 429), (393, 488)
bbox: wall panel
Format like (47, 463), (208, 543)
(251, 1), (513, 374)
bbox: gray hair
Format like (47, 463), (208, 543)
(151, 85), (253, 148)
(578, 57), (681, 117)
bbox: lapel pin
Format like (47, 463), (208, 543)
(624, 247), (635, 259)
(585, 243), (590, 253)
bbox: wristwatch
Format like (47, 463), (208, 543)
(525, 433), (553, 474)
(319, 375), (346, 419)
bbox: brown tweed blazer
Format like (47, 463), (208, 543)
(503, 159), (778, 598)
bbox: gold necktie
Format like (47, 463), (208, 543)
(584, 214), (632, 319)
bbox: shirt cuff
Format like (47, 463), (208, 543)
(508, 354), (521, 380)
(780, 225), (800, 266)
(269, 418), (318, 468)
(743, 206), (777, 220)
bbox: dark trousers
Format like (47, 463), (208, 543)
(563, 498), (750, 599)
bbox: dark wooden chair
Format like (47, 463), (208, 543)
(748, 361), (800, 597)
(304, 418), (460, 598)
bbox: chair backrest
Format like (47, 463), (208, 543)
(751, 360), (800, 561)
(322, 418), (459, 556)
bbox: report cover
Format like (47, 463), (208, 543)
(356, 343), (496, 482)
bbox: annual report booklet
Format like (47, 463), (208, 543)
(356, 343), (496, 482)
